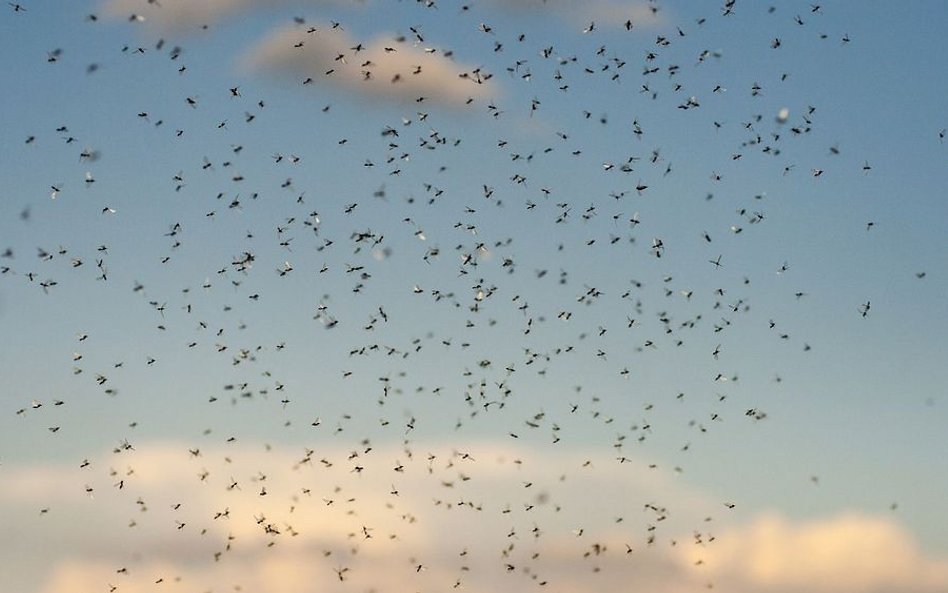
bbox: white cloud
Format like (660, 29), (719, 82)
(241, 24), (497, 106)
(102, 0), (360, 32)
(102, 0), (662, 32)
(103, 0), (260, 31)
(485, 0), (664, 29)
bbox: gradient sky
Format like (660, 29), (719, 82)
(2, 2), (947, 593)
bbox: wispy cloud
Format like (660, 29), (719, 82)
(241, 24), (497, 107)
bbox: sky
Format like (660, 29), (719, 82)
(1, 1), (947, 592)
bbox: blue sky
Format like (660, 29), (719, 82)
(1, 2), (947, 592)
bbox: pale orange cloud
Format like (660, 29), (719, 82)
(678, 512), (948, 593)
(8, 442), (947, 593)
(3, 439), (706, 593)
